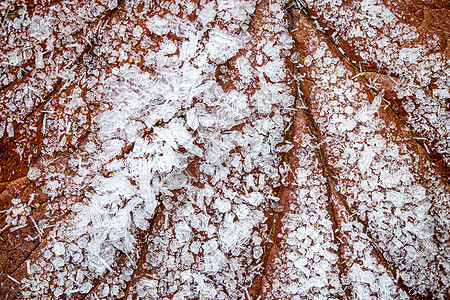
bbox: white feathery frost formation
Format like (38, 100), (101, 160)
(304, 0), (450, 168)
(0, 0), (447, 299)
(21, 0), (295, 298)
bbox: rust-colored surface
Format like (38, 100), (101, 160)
(1, 0), (449, 299)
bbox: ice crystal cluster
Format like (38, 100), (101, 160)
(0, 0), (449, 299)
(13, 0), (294, 298)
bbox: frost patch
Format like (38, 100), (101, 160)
(399, 48), (421, 63)
(206, 29), (244, 64)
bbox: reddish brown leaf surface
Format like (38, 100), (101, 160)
(1, 0), (449, 299)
